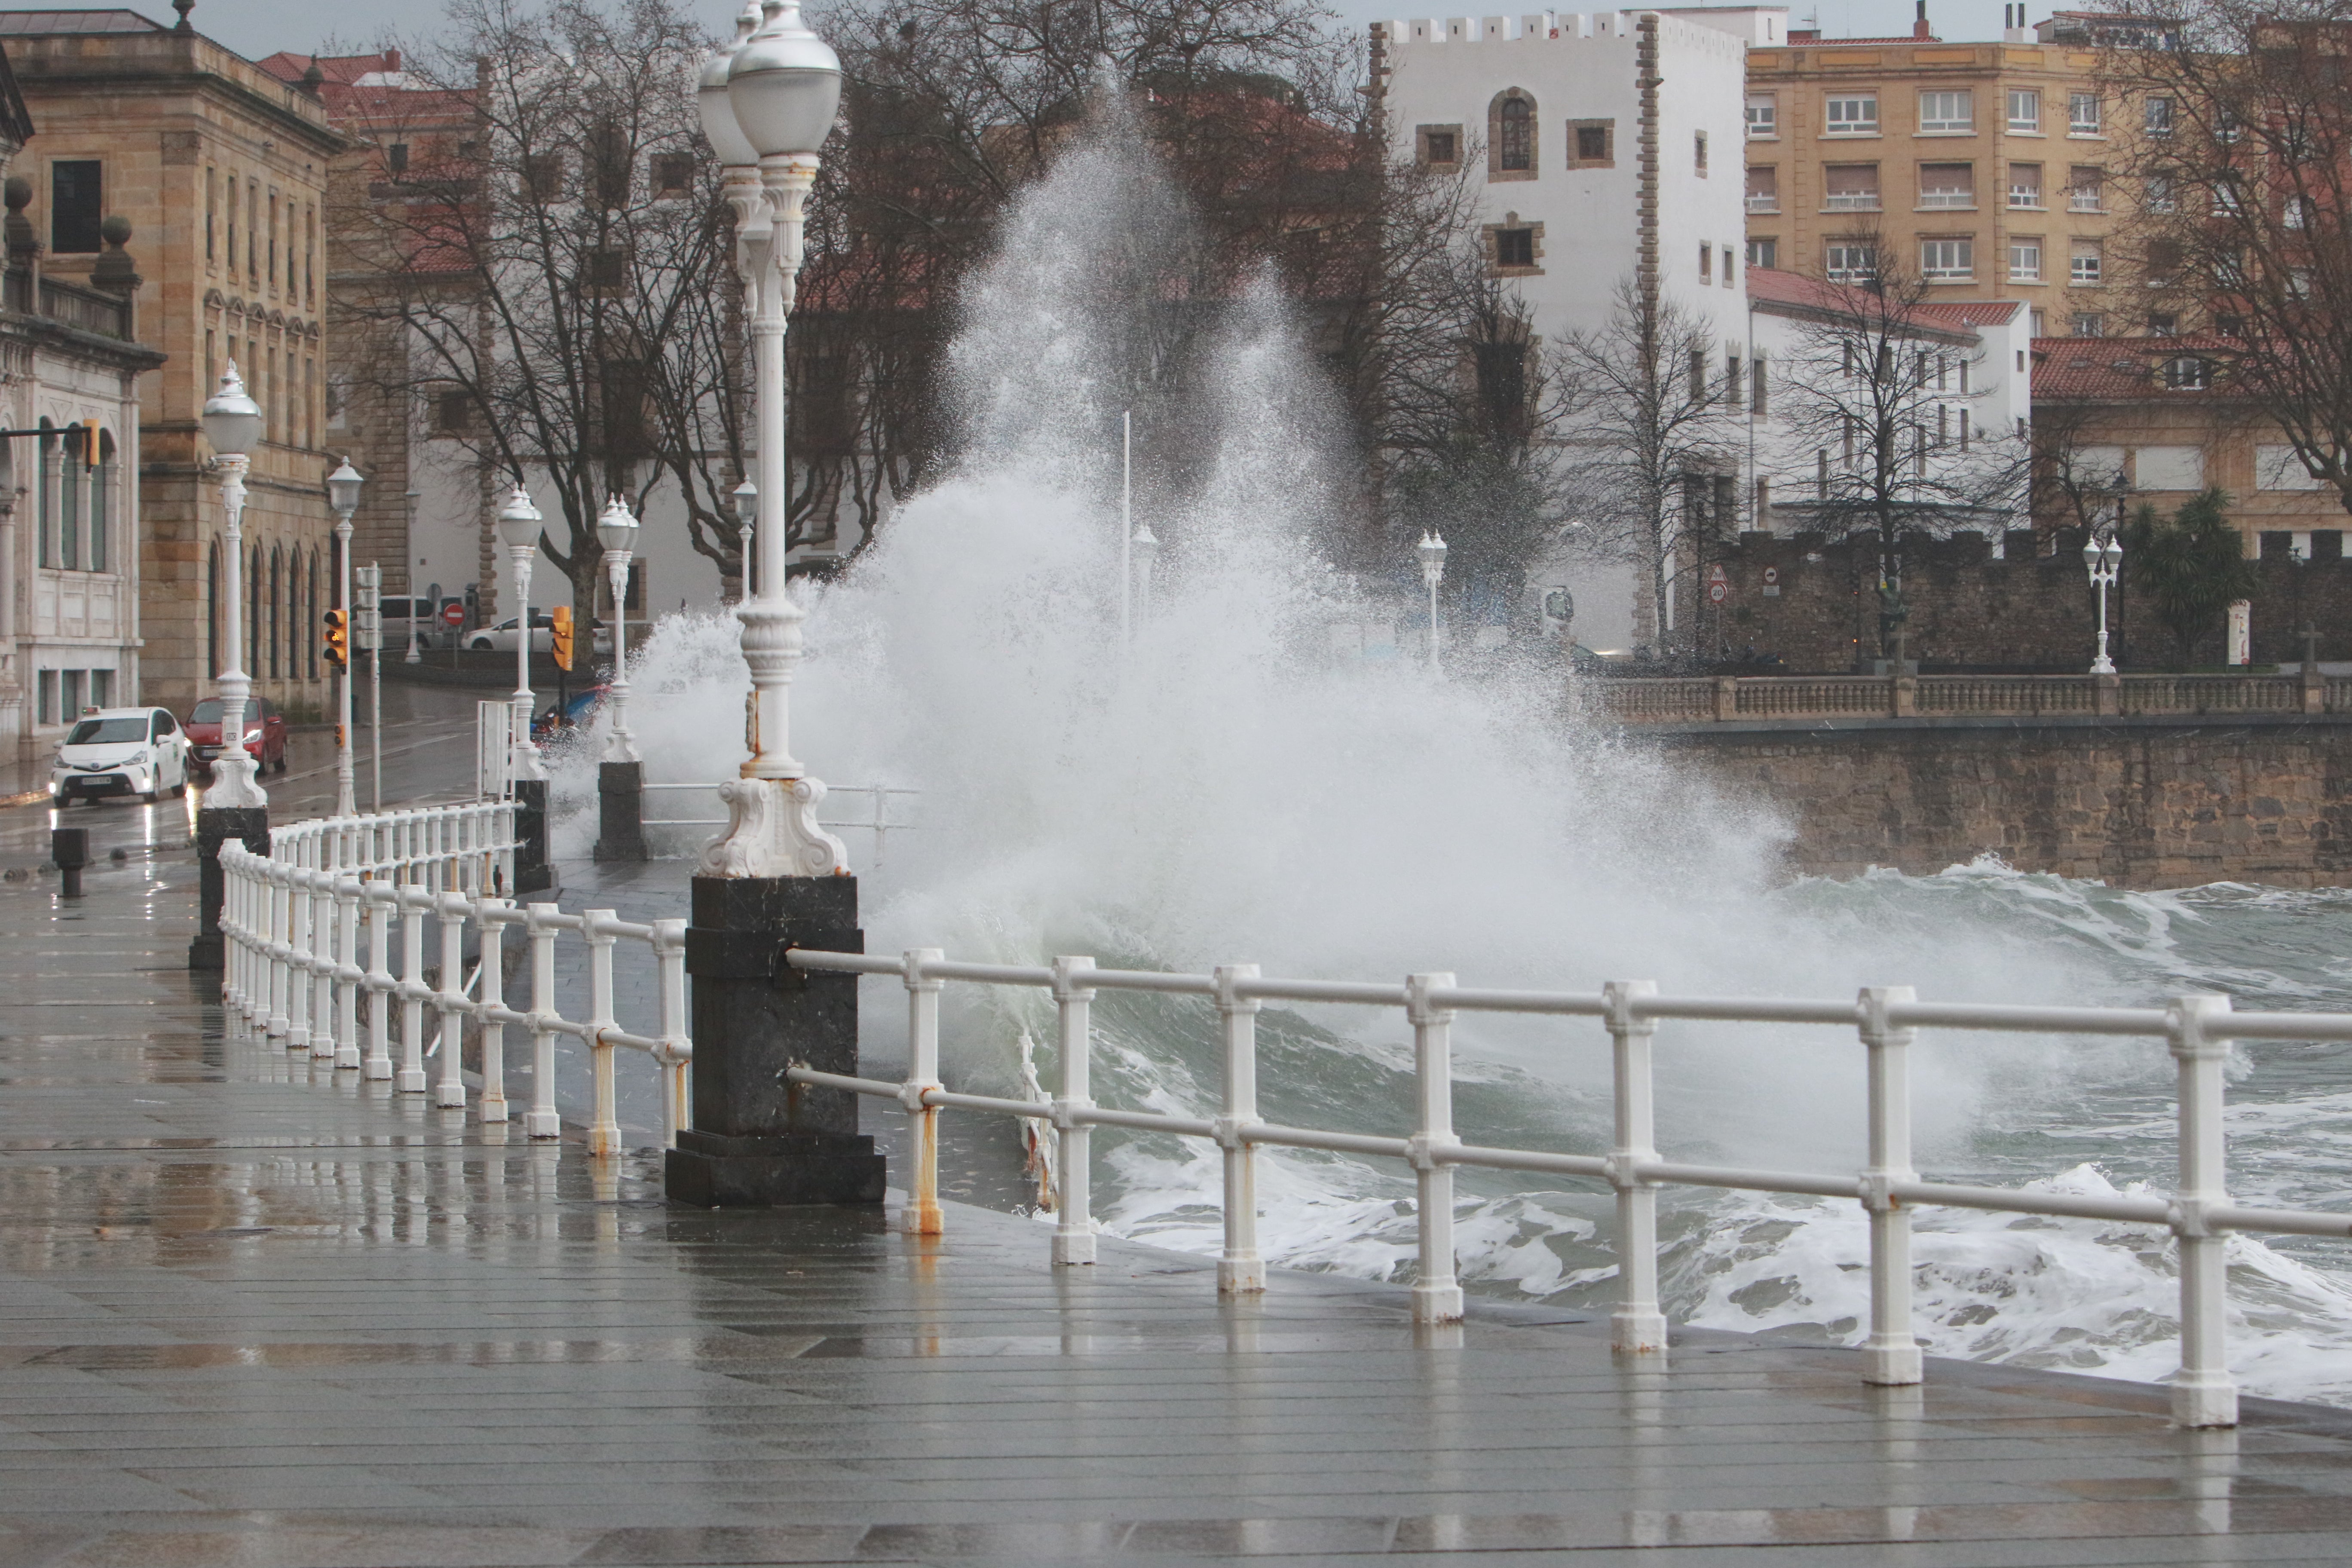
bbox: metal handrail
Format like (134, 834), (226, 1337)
(217, 800), (691, 1152)
(782, 944), (2330, 1430)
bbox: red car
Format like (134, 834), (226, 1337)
(185, 696), (288, 774)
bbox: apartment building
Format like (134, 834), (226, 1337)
(0, 7), (343, 723)
(1743, 6), (2152, 338)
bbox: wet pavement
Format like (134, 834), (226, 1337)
(11, 716), (2352, 1561)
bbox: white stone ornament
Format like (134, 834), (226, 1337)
(699, 776), (849, 879)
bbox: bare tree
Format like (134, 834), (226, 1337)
(2102, 0), (2352, 518)
(1767, 244), (2028, 659)
(1555, 279), (1739, 654)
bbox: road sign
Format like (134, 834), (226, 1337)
(1761, 567), (1779, 585)
(1706, 563), (1729, 606)
(441, 601), (466, 628)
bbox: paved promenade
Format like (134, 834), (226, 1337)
(11, 722), (2352, 1562)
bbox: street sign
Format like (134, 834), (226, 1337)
(1762, 565), (1781, 598)
(441, 601), (466, 628)
(1706, 563), (1729, 606)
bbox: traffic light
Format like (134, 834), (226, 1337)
(550, 604), (575, 671)
(323, 608), (349, 669)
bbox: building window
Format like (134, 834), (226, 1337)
(2145, 173), (2177, 212)
(1919, 162), (1975, 208)
(1824, 163), (1880, 211)
(2010, 236), (2043, 281)
(205, 166), (217, 264)
(2068, 167), (2103, 211)
(1496, 94), (1534, 174)
(2072, 311), (2104, 336)
(1746, 165), (1778, 213)
(589, 120), (631, 207)
(585, 246), (628, 292)
(2071, 240), (2103, 284)
(2147, 238), (2181, 284)
(1921, 237), (1974, 280)
(523, 153), (564, 203)
(2069, 92), (2102, 135)
(1746, 94), (1777, 138)
(1699, 241), (1712, 282)
(2212, 179), (2244, 217)
(2217, 313), (2244, 337)
(2162, 358), (2209, 389)
(2145, 95), (2174, 134)
(1826, 93), (1878, 135)
(434, 389), (474, 432)
(1825, 242), (1876, 282)
(1919, 90), (1973, 133)
(91, 431), (111, 573)
(59, 426), (80, 570)
(1495, 226), (1535, 269)
(2008, 89), (2040, 131)
(1689, 349), (1707, 403)
(1747, 236), (1778, 268)
(386, 141), (410, 175)
(1418, 125), (1461, 166)
(49, 160), (101, 254)
(2009, 162), (2043, 208)
(61, 669), (81, 721)
(2149, 312), (2178, 335)
(1570, 120), (1614, 167)
(1694, 130), (1708, 175)
(36, 668), (54, 725)
(652, 152), (694, 196)
(1751, 353), (1769, 416)
(2285, 195), (2315, 230)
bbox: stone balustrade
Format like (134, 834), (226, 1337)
(1592, 670), (2352, 724)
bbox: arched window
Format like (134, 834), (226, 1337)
(34, 420), (53, 568)
(1498, 94), (1534, 173)
(91, 430), (114, 573)
(248, 550), (261, 680)
(59, 425), (82, 570)
(305, 550), (319, 680)
(207, 537), (222, 678)
(269, 545), (284, 679)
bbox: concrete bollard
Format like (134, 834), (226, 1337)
(50, 827), (87, 898)
(511, 778), (554, 895)
(189, 806), (269, 968)
(593, 761), (647, 862)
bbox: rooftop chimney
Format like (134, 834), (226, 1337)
(1914, 0), (1932, 40)
(2003, 3), (2029, 41)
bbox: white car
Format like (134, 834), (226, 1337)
(466, 613), (611, 655)
(51, 705), (191, 805)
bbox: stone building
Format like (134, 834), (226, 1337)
(0, 41), (166, 764)
(0, 6), (342, 723)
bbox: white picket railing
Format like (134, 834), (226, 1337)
(781, 946), (2352, 1430)
(217, 802), (692, 1152)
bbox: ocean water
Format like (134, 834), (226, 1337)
(547, 107), (2352, 1407)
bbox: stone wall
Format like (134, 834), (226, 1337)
(1695, 528), (2352, 672)
(1657, 716), (2352, 888)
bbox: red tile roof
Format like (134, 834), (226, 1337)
(1745, 266), (1982, 342)
(2031, 335), (2230, 399)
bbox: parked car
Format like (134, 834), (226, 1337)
(184, 696), (288, 774)
(467, 613), (612, 656)
(379, 595), (462, 653)
(51, 706), (193, 805)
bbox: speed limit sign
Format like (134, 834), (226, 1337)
(1706, 563), (1729, 605)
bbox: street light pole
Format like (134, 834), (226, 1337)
(403, 488), (423, 664)
(496, 486), (546, 786)
(2086, 524), (2123, 675)
(1418, 530), (1449, 677)
(326, 459), (363, 817)
(189, 364), (267, 972)
(598, 496), (641, 765)
(732, 477), (757, 605)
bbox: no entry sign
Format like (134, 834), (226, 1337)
(441, 602), (466, 627)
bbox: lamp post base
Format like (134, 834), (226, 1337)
(511, 778), (555, 896)
(593, 761), (647, 862)
(190, 805), (270, 971)
(670, 872), (883, 1207)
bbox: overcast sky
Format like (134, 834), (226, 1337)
(196, 0), (2036, 73)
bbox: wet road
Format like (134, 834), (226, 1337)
(12, 710), (2352, 1561)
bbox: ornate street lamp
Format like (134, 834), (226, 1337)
(2085, 524), (2124, 676)
(1417, 530), (1449, 677)
(596, 495), (641, 764)
(732, 477), (757, 603)
(695, 0), (848, 880)
(496, 485), (547, 784)
(201, 365), (266, 812)
(325, 458), (363, 816)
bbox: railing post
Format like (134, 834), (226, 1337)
(898, 947), (946, 1236)
(435, 891), (469, 1109)
(524, 903), (561, 1139)
(266, 866), (292, 1038)
(334, 875), (362, 1070)
(397, 889), (429, 1093)
(1859, 986), (1923, 1387)
(1214, 963), (1265, 1295)
(476, 900), (511, 1121)
(285, 861), (312, 1054)
(585, 909), (622, 1157)
(309, 868), (337, 1061)
(220, 852), (244, 1011)
(2169, 993), (2239, 1428)
(653, 918), (689, 1147)
(1406, 971), (1464, 1325)
(363, 883), (395, 1080)
(1051, 955), (1097, 1265)
(1604, 980), (1666, 1355)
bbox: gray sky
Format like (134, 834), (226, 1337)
(196, 0), (2034, 73)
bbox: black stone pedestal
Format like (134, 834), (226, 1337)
(666, 873), (886, 1207)
(593, 761), (647, 862)
(189, 805), (270, 970)
(512, 778), (554, 896)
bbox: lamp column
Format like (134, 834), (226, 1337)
(496, 485), (554, 895)
(594, 495), (647, 862)
(326, 460), (363, 818)
(190, 365), (269, 971)
(1418, 530), (1449, 677)
(669, 0), (883, 1210)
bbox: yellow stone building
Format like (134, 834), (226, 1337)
(0, 6), (341, 721)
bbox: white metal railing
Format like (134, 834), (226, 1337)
(477, 700), (515, 800)
(781, 946), (2352, 1429)
(640, 781), (919, 865)
(217, 801), (692, 1152)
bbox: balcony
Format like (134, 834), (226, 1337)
(1746, 193), (1780, 214)
(3, 271), (129, 339)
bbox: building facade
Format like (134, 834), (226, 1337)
(0, 41), (165, 763)
(0, 7), (341, 724)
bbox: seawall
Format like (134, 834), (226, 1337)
(1652, 714), (2352, 888)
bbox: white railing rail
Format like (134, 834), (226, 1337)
(782, 946), (2352, 1429)
(216, 801), (692, 1152)
(640, 781), (919, 864)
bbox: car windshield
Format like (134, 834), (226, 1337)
(190, 700), (221, 722)
(66, 717), (147, 745)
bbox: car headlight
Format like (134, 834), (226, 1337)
(126, 749), (148, 767)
